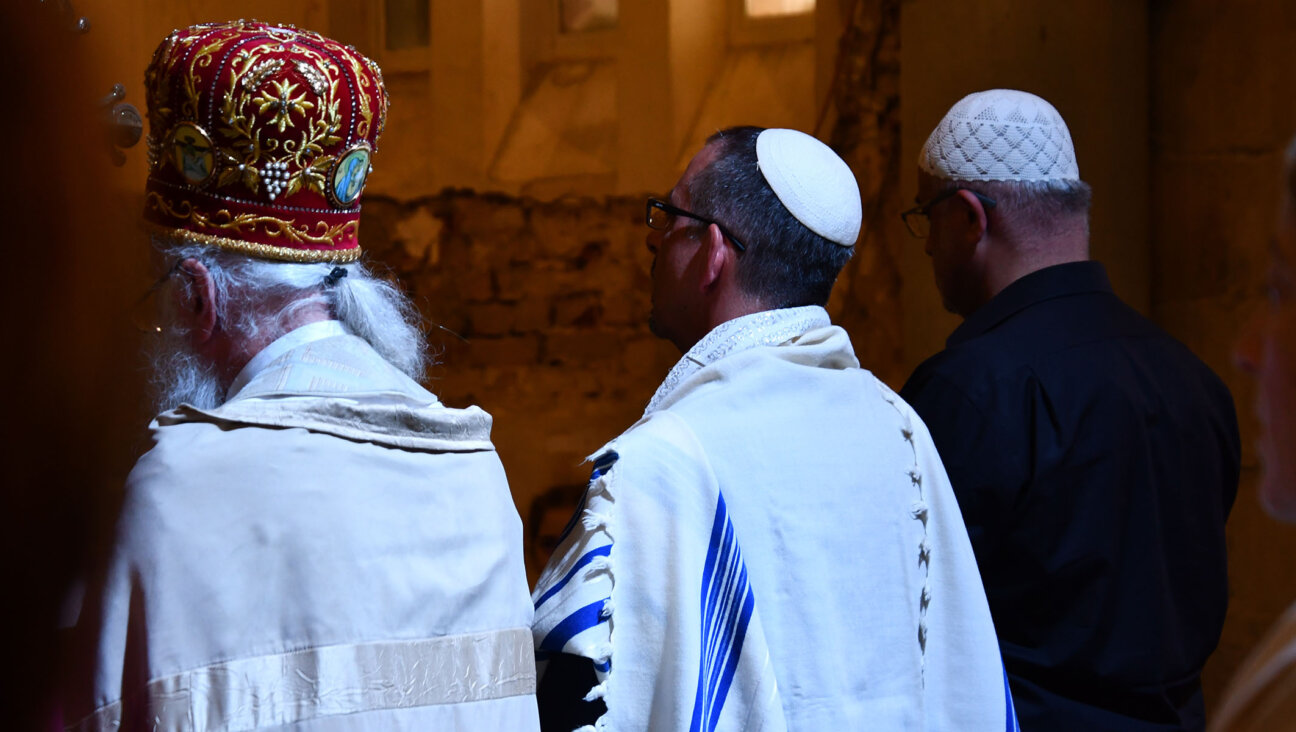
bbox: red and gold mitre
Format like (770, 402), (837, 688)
(143, 20), (388, 262)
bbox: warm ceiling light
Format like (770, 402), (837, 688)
(744, 0), (815, 18)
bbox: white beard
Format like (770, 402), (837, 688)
(147, 327), (224, 415)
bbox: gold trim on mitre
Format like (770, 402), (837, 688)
(146, 223), (361, 263)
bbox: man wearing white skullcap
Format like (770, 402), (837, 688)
(901, 89), (1240, 731)
(532, 126), (1017, 730)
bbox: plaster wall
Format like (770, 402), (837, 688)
(482, 0), (524, 171)
(615, 1), (675, 194)
(668, 0), (728, 159)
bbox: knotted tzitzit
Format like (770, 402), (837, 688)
(920, 89), (1080, 183)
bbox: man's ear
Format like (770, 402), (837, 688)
(176, 258), (218, 344)
(699, 222), (733, 291)
(955, 189), (990, 246)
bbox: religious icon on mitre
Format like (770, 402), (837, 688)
(330, 144), (371, 207)
(169, 122), (214, 186)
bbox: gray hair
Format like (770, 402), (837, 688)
(933, 177), (1093, 236)
(157, 238), (430, 381)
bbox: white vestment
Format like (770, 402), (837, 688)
(533, 307), (1017, 731)
(68, 321), (539, 731)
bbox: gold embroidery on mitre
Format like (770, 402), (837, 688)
(185, 36), (228, 120)
(146, 223), (361, 263)
(147, 23), (380, 211)
(255, 79), (315, 133)
(339, 50), (377, 140)
(210, 39), (346, 203)
(146, 191), (359, 249)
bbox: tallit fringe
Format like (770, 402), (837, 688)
(583, 681), (609, 702)
(580, 444), (621, 730)
(875, 378), (932, 685)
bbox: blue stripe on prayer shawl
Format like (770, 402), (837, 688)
(1003, 664), (1020, 732)
(556, 450), (620, 547)
(591, 450), (620, 476)
(555, 490), (588, 548)
(538, 599), (609, 655)
(534, 545), (612, 610)
(689, 492), (756, 732)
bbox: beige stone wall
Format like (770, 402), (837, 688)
(361, 192), (676, 521)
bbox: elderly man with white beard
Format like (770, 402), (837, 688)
(65, 21), (538, 731)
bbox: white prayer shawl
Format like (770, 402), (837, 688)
(69, 322), (539, 731)
(533, 306), (1018, 731)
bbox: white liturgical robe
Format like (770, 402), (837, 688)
(533, 306), (1017, 731)
(68, 321), (539, 731)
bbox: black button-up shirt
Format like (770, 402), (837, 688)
(901, 261), (1240, 731)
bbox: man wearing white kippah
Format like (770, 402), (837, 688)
(900, 89), (1240, 731)
(532, 126), (1018, 731)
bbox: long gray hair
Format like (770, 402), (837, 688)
(154, 238), (429, 394)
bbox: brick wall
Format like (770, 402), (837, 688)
(361, 192), (680, 543)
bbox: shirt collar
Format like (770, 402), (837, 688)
(645, 305), (831, 415)
(947, 261), (1113, 347)
(227, 320), (351, 400)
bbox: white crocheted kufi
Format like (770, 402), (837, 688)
(756, 128), (862, 247)
(920, 89), (1080, 182)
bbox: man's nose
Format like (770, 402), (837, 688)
(646, 229), (661, 254)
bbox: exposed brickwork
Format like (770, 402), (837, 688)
(361, 193), (676, 530)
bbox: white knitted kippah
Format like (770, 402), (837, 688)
(756, 128), (862, 247)
(919, 89), (1080, 182)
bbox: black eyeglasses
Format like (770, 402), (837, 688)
(899, 188), (997, 239)
(130, 259), (187, 334)
(646, 197), (746, 252)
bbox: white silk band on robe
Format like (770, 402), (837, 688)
(69, 322), (539, 731)
(70, 629), (534, 732)
(533, 306), (1018, 731)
